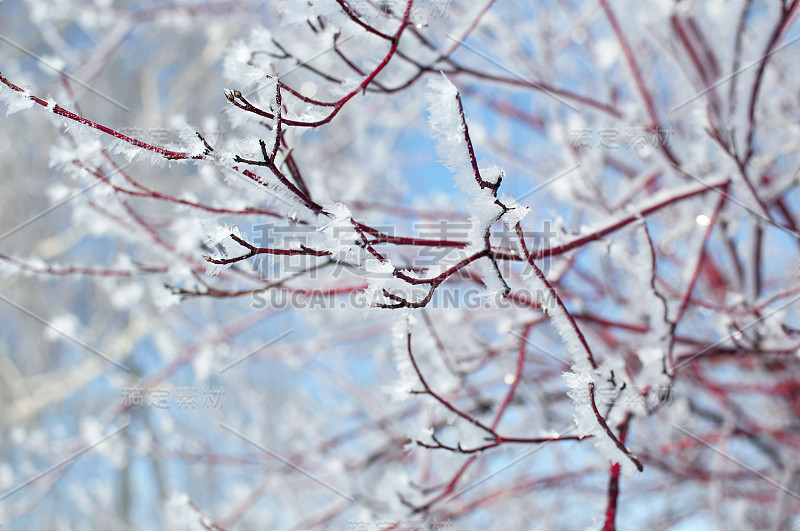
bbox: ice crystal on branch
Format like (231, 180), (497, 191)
(425, 74), (480, 196)
(0, 85), (34, 116)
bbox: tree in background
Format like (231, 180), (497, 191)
(1, 0), (799, 529)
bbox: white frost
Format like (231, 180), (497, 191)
(563, 364), (640, 477)
(426, 74), (478, 196)
(200, 220), (244, 276)
(0, 87), (34, 116)
(316, 202), (359, 261)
